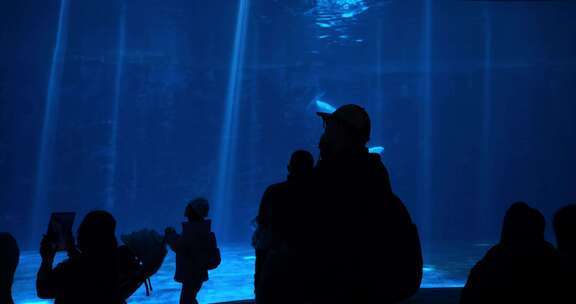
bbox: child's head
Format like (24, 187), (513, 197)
(185, 197), (210, 221)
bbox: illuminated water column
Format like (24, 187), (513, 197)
(105, 2), (127, 211)
(477, 5), (493, 231)
(30, 0), (70, 242)
(213, 0), (250, 241)
(418, 0), (433, 245)
(374, 20), (384, 142)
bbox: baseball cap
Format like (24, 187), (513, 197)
(317, 104), (371, 143)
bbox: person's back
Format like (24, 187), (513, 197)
(461, 202), (563, 304)
(293, 104), (422, 303)
(254, 150), (314, 303)
(266, 151), (315, 250)
(553, 204), (576, 302)
(37, 210), (122, 304)
(307, 150), (421, 303)
(173, 220), (218, 283)
(43, 253), (119, 304)
(165, 198), (221, 304)
(0, 233), (19, 304)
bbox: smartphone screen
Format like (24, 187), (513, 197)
(47, 212), (76, 252)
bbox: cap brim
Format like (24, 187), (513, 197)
(316, 112), (333, 120)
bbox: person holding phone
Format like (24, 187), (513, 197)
(44, 212), (78, 258)
(37, 210), (123, 304)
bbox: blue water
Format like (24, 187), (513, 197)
(105, 1), (127, 212)
(417, 0), (434, 246)
(2, 2), (576, 298)
(213, 0), (251, 242)
(12, 243), (488, 304)
(29, 0), (70, 246)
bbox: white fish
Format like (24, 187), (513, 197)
(368, 146), (385, 154)
(316, 22), (332, 28)
(315, 100), (337, 113)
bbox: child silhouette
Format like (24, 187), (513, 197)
(165, 198), (221, 304)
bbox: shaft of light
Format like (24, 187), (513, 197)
(30, 0), (70, 244)
(213, 0), (250, 241)
(105, 2), (127, 211)
(418, 0), (434, 246)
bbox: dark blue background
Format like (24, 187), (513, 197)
(1, 0), (576, 249)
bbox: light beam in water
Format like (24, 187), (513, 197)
(30, 0), (70, 244)
(105, 2), (127, 211)
(477, 5), (494, 230)
(213, 0), (250, 241)
(418, 0), (434, 246)
(373, 19), (385, 154)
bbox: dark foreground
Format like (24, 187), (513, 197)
(13, 243), (486, 303)
(214, 288), (463, 304)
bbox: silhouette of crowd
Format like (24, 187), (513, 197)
(1, 104), (575, 304)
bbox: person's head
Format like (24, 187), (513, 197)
(553, 204), (576, 254)
(288, 150), (314, 177)
(0, 233), (19, 294)
(185, 197), (210, 221)
(501, 202), (545, 245)
(317, 104), (371, 160)
(77, 210), (118, 254)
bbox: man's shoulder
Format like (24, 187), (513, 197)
(366, 153), (389, 171)
(266, 181), (290, 192)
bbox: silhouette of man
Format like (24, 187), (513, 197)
(0, 233), (19, 304)
(553, 204), (576, 302)
(461, 202), (563, 304)
(37, 210), (123, 304)
(312, 104), (422, 303)
(254, 150), (314, 299)
(260, 105), (422, 303)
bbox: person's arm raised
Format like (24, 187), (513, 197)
(36, 235), (57, 299)
(164, 227), (181, 251)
